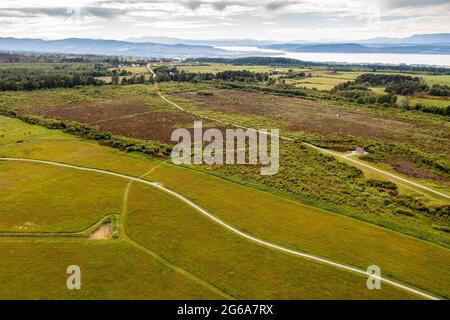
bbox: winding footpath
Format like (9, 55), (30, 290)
(147, 65), (449, 200)
(0, 157), (440, 300)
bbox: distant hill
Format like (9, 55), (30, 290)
(126, 33), (450, 55)
(265, 42), (450, 54)
(268, 43), (370, 53)
(0, 37), (231, 58)
(128, 33), (450, 48)
(127, 36), (281, 47)
(362, 33), (450, 45)
(1, 34), (449, 58)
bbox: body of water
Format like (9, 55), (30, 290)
(217, 46), (450, 66)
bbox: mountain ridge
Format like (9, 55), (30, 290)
(1, 34), (449, 58)
(0, 37), (230, 58)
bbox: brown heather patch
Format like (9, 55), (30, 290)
(385, 157), (448, 183)
(29, 102), (226, 144)
(175, 90), (417, 140)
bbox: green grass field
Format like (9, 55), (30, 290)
(409, 96), (450, 108)
(0, 240), (219, 299)
(285, 76), (347, 90)
(294, 83), (335, 90)
(0, 116), (449, 299)
(0, 84), (163, 112)
(125, 182), (416, 299)
(0, 161), (125, 233)
(144, 163), (450, 298)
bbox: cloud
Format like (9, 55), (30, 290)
(211, 1), (232, 11)
(0, 7), (71, 18)
(0, 6), (127, 18)
(385, 0), (450, 8)
(182, 1), (203, 10)
(83, 6), (127, 18)
(179, 0), (250, 12)
(266, 1), (293, 11)
(136, 19), (229, 29)
(0, 0), (449, 41)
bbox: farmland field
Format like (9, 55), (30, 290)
(409, 96), (450, 108)
(286, 76), (347, 90)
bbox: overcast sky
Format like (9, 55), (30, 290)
(0, 0), (449, 41)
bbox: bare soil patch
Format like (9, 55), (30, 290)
(385, 157), (447, 182)
(89, 223), (112, 240)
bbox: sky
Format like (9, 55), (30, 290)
(0, 0), (449, 41)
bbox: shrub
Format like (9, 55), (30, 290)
(366, 179), (398, 190)
(197, 91), (214, 96)
(432, 224), (450, 233)
(394, 208), (415, 217)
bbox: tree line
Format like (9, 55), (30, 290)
(111, 74), (147, 85)
(338, 73), (449, 97)
(354, 73), (429, 96)
(152, 66), (269, 83)
(429, 84), (450, 97)
(0, 69), (106, 91)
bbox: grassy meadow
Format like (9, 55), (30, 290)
(0, 240), (219, 299)
(125, 182), (417, 300)
(0, 117), (449, 299)
(0, 161), (124, 233)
